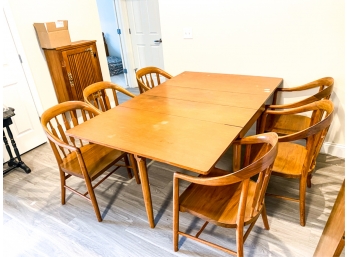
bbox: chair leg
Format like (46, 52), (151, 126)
(59, 170), (66, 205)
(299, 176), (307, 226)
(124, 154), (133, 179)
(173, 213), (179, 252)
(129, 154), (140, 184)
(261, 205), (270, 230)
(236, 224), (244, 257)
(173, 178), (179, 252)
(84, 177), (102, 222)
(307, 173), (312, 188)
(256, 116), (261, 134)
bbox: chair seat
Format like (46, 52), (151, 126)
(179, 168), (258, 228)
(61, 144), (125, 180)
(272, 142), (307, 178)
(265, 114), (311, 135)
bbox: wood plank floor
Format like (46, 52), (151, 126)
(3, 141), (345, 257)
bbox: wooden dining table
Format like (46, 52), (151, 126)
(66, 71), (282, 228)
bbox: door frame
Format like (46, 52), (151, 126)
(113, 0), (138, 88)
(3, 2), (44, 115)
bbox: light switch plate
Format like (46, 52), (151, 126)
(183, 27), (193, 39)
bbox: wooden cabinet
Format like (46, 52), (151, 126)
(43, 40), (103, 103)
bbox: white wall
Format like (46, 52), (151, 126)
(96, 0), (121, 57)
(6, 0), (110, 113)
(158, 0), (345, 156)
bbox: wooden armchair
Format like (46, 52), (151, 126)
(258, 99), (334, 226)
(173, 132), (278, 257)
(136, 66), (172, 93)
(258, 77), (334, 135)
(83, 81), (140, 184)
(40, 101), (138, 222)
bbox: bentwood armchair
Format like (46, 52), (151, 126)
(173, 132), (278, 257)
(40, 101), (138, 222)
(136, 66), (172, 93)
(259, 99), (334, 226)
(83, 82), (140, 184)
(258, 77), (334, 135)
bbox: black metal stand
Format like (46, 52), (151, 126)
(3, 107), (31, 176)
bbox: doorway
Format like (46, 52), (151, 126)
(96, 0), (165, 90)
(96, 0), (129, 88)
(125, 0), (164, 70)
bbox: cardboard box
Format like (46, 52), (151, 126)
(33, 20), (71, 49)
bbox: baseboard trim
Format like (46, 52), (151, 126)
(321, 142), (345, 159)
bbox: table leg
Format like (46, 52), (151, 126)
(233, 143), (241, 172)
(134, 155), (155, 228)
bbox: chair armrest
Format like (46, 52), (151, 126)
(45, 131), (79, 152)
(116, 86), (136, 98)
(173, 170), (233, 186)
(137, 80), (151, 92)
(174, 167), (255, 186)
(159, 70), (173, 79)
(275, 78), (330, 93)
(141, 83), (151, 91)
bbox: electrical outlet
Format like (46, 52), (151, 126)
(183, 27), (193, 39)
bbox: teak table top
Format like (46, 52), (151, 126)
(121, 94), (262, 128)
(67, 106), (241, 174)
(141, 84), (271, 109)
(165, 71), (282, 94)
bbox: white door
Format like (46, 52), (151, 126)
(2, 10), (47, 163)
(126, 0), (164, 70)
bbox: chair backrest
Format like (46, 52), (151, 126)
(136, 66), (172, 93)
(262, 100), (334, 171)
(174, 132), (278, 221)
(83, 81), (135, 112)
(271, 77), (334, 107)
(277, 99), (333, 139)
(40, 101), (101, 165)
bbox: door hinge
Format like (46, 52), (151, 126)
(123, 68), (128, 74)
(117, 29), (121, 35)
(129, 28), (131, 34)
(18, 54), (22, 63)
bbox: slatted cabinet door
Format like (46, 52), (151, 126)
(62, 42), (103, 101)
(44, 40), (103, 103)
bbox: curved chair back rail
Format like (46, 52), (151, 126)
(173, 132), (278, 256)
(271, 77), (334, 106)
(83, 81), (135, 112)
(136, 66), (173, 93)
